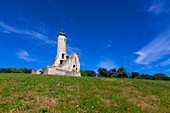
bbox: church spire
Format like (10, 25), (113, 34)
(58, 28), (67, 37)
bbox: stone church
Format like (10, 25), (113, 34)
(32, 30), (81, 76)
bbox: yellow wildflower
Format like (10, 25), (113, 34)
(92, 106), (94, 109)
(127, 108), (129, 110)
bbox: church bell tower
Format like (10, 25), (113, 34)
(56, 29), (67, 65)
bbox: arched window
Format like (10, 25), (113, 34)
(60, 60), (63, 64)
(62, 54), (65, 58)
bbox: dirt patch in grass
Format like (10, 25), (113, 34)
(102, 78), (116, 81)
(137, 101), (158, 112)
(128, 95), (159, 112)
(69, 99), (77, 103)
(128, 98), (138, 103)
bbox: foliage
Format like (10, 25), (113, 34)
(130, 72), (139, 78)
(84, 70), (96, 77)
(97, 67), (131, 78)
(117, 67), (129, 78)
(80, 70), (87, 76)
(135, 73), (170, 80)
(97, 68), (108, 77)
(0, 68), (31, 73)
(153, 73), (168, 80)
(108, 68), (118, 77)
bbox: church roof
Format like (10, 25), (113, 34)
(58, 29), (67, 37)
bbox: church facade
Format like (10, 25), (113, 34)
(31, 30), (81, 76)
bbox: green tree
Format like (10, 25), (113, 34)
(117, 67), (128, 78)
(135, 74), (151, 79)
(97, 68), (108, 77)
(80, 70), (87, 76)
(108, 68), (118, 77)
(84, 70), (96, 77)
(131, 72), (139, 78)
(153, 73), (168, 80)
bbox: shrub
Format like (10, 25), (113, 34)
(80, 70), (87, 76)
(84, 70), (96, 77)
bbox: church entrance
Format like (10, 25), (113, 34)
(60, 60), (63, 64)
(72, 70), (75, 76)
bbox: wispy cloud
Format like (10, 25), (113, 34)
(17, 50), (36, 61)
(67, 45), (81, 55)
(107, 44), (111, 48)
(148, 0), (169, 15)
(166, 69), (170, 72)
(97, 59), (117, 70)
(0, 21), (56, 45)
(106, 40), (111, 48)
(135, 29), (170, 64)
(159, 59), (170, 66)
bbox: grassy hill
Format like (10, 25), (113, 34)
(0, 73), (169, 112)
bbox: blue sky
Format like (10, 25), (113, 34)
(0, 0), (170, 76)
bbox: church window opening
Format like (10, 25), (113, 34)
(73, 65), (75, 68)
(62, 54), (65, 58)
(66, 56), (69, 59)
(40, 71), (44, 74)
(60, 60), (63, 64)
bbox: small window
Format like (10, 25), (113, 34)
(73, 65), (75, 68)
(62, 54), (65, 58)
(60, 60), (63, 64)
(40, 71), (44, 74)
(66, 56), (69, 59)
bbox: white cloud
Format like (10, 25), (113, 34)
(0, 21), (56, 45)
(148, 0), (169, 15)
(135, 29), (170, 64)
(67, 45), (81, 55)
(159, 59), (170, 66)
(97, 60), (117, 70)
(166, 69), (170, 72)
(17, 50), (35, 61)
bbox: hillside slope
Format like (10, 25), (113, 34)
(0, 73), (169, 112)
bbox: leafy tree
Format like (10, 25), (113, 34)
(108, 68), (118, 77)
(97, 68), (108, 77)
(80, 70), (87, 76)
(117, 67), (128, 78)
(153, 73), (168, 80)
(0, 68), (31, 73)
(84, 70), (96, 77)
(131, 72), (139, 78)
(135, 74), (152, 79)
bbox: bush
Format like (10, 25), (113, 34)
(135, 73), (169, 81)
(0, 68), (32, 73)
(130, 72), (139, 78)
(80, 70), (87, 76)
(153, 73), (168, 80)
(84, 70), (96, 77)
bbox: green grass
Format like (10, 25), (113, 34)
(0, 73), (169, 113)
